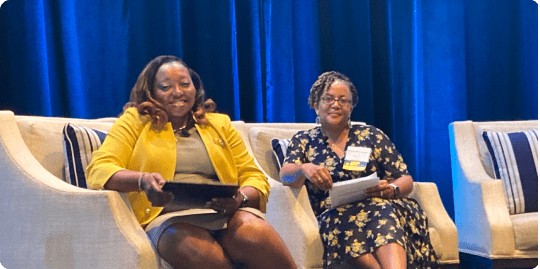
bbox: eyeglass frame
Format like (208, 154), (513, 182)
(320, 95), (352, 106)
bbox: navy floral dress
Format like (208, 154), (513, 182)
(283, 125), (439, 268)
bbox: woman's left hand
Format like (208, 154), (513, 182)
(365, 179), (392, 199)
(206, 194), (243, 215)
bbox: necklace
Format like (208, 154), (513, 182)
(174, 125), (190, 138)
(323, 127), (348, 157)
(329, 140), (345, 158)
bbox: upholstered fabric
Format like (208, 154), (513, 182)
(62, 123), (107, 188)
(510, 212), (539, 251)
(476, 124), (539, 179)
(1, 111), (157, 269)
(249, 127), (307, 180)
(482, 129), (538, 214)
(450, 119), (538, 262)
(15, 116), (114, 179)
(271, 138), (290, 169)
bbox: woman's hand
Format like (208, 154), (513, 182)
(205, 196), (241, 215)
(206, 187), (260, 215)
(365, 179), (393, 199)
(301, 163), (333, 191)
(140, 172), (173, 207)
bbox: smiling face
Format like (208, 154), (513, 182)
(153, 61), (196, 129)
(316, 80), (353, 129)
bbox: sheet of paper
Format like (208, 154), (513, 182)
(329, 172), (379, 209)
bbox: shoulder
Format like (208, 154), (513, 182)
(352, 124), (386, 136)
(204, 112), (231, 126)
(291, 126), (321, 141)
(115, 107), (152, 130)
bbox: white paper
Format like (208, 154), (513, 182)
(329, 173), (379, 209)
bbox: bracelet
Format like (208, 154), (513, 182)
(138, 172), (148, 192)
(239, 190), (249, 207)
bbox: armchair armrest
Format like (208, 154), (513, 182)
(449, 122), (516, 257)
(409, 182), (459, 264)
(265, 178), (324, 269)
(0, 111), (157, 268)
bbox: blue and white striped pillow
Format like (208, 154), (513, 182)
(62, 123), (107, 188)
(483, 129), (538, 214)
(271, 138), (291, 169)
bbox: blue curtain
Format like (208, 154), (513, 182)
(0, 0), (537, 219)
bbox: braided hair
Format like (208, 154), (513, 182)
(308, 71), (359, 109)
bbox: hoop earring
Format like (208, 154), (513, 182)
(315, 116), (321, 125)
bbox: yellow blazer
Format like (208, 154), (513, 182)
(86, 107), (269, 225)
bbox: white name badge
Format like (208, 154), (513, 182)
(343, 147), (372, 171)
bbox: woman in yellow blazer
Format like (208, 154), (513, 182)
(86, 55), (296, 269)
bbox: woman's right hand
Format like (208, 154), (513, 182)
(139, 172), (173, 207)
(301, 164), (333, 190)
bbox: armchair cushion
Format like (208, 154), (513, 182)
(271, 138), (290, 169)
(482, 129), (538, 214)
(510, 212), (538, 251)
(62, 123), (107, 188)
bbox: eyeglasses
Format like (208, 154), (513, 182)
(320, 96), (352, 106)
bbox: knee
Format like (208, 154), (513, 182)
(158, 223), (231, 268)
(224, 211), (274, 250)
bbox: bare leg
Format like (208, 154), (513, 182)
(374, 242), (407, 269)
(349, 253), (382, 269)
(217, 210), (297, 269)
(157, 222), (234, 269)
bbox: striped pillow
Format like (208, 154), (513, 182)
(62, 123), (107, 188)
(483, 129), (538, 214)
(271, 138), (290, 169)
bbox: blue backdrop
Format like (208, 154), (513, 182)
(0, 0), (537, 219)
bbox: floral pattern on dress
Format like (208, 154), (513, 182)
(283, 125), (439, 268)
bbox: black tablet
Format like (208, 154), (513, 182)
(162, 182), (239, 207)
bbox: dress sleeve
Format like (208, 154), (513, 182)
(220, 116), (270, 211)
(372, 127), (409, 179)
(86, 108), (146, 190)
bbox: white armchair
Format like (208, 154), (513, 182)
(248, 125), (459, 268)
(449, 120), (538, 268)
(0, 111), (158, 268)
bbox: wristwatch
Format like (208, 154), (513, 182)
(239, 191), (249, 207)
(389, 183), (401, 198)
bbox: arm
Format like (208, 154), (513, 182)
(86, 108), (171, 207)
(86, 107), (145, 190)
(280, 163), (333, 190)
(227, 118), (269, 209)
(279, 163), (307, 188)
(365, 127), (413, 199)
(365, 174), (413, 198)
(105, 170), (172, 207)
(387, 174), (413, 197)
(205, 114), (269, 212)
(277, 131), (332, 190)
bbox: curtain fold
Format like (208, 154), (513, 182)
(0, 0), (537, 219)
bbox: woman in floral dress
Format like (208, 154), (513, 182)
(279, 71), (438, 269)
